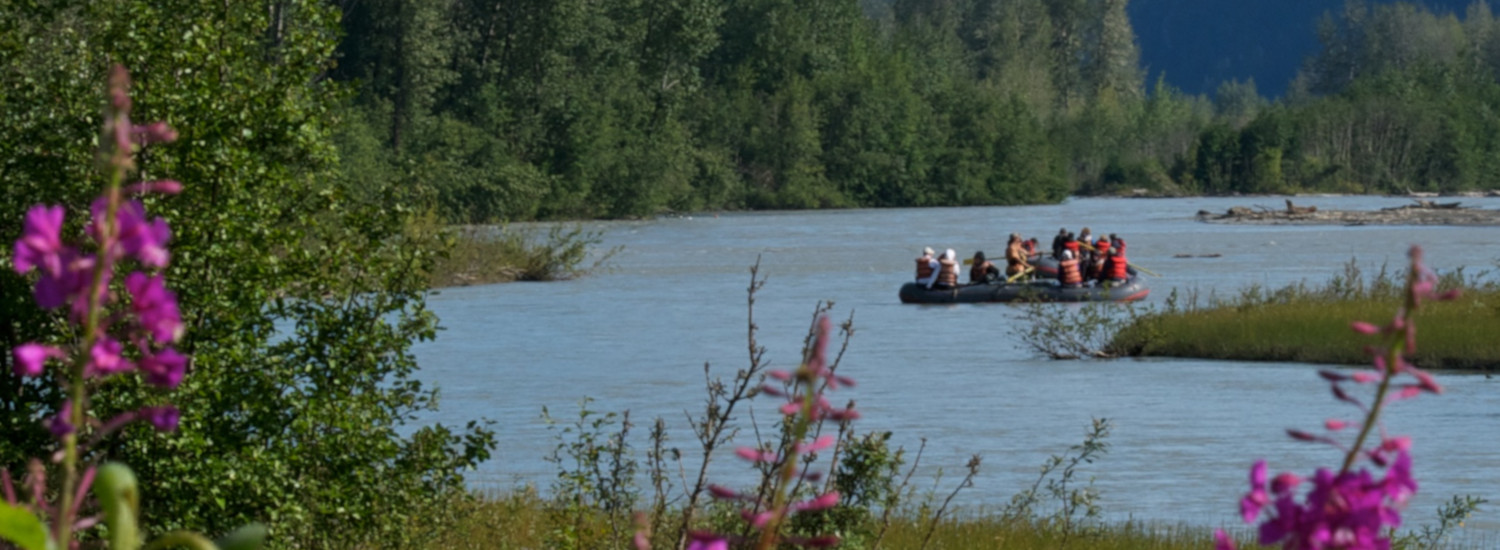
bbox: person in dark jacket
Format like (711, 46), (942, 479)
(970, 251), (1001, 284)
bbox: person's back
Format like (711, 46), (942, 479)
(1051, 228), (1068, 259)
(934, 249), (960, 289)
(1103, 249), (1129, 283)
(915, 247), (938, 287)
(1057, 250), (1083, 287)
(1004, 237), (1029, 277)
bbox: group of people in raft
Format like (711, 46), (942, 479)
(915, 227), (1132, 290)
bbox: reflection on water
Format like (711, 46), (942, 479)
(413, 197), (1500, 532)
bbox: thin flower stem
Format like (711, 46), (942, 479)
(59, 127), (127, 546)
(1341, 335), (1402, 474)
(754, 376), (815, 550)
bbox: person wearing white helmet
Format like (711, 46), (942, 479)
(933, 249), (960, 290)
(915, 247), (939, 288)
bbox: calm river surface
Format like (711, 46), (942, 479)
(413, 196), (1500, 533)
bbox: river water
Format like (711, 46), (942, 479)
(412, 196), (1500, 534)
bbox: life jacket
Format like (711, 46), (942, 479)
(1064, 240), (1080, 256)
(1059, 258), (1082, 285)
(1113, 238), (1126, 254)
(1095, 240), (1111, 255)
(937, 258), (959, 286)
(915, 257), (934, 281)
(1022, 241), (1036, 254)
(1106, 254), (1129, 280)
(970, 261), (995, 284)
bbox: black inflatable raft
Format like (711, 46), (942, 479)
(898, 275), (1150, 304)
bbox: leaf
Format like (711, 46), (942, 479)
(0, 503), (51, 550)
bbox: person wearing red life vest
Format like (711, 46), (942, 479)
(915, 247), (938, 288)
(1102, 246), (1130, 284)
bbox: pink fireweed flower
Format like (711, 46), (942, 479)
(13, 205), (66, 275)
(685, 533), (729, 550)
(138, 348), (186, 388)
(123, 180), (183, 195)
(1214, 529), (1237, 550)
(795, 435), (835, 454)
(1324, 419), (1349, 431)
(735, 447), (778, 463)
(1240, 460), (1269, 523)
(1349, 321), (1379, 335)
(1270, 473), (1303, 495)
(140, 405), (180, 432)
(32, 250), (94, 311)
(47, 401), (74, 438)
(130, 122), (178, 146)
(126, 272), (183, 343)
(791, 491), (840, 512)
(93, 199), (171, 267)
(13, 343), (63, 378)
(87, 336), (131, 377)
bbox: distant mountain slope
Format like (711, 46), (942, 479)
(858, 0), (1493, 97)
(1130, 0), (1492, 97)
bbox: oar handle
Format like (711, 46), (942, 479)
(1006, 266), (1035, 283)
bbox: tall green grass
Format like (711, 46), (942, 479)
(426, 224), (618, 288)
(413, 491), (1237, 550)
(1113, 261), (1500, 370)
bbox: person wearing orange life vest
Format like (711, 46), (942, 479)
(1063, 232), (1080, 259)
(1101, 246), (1130, 284)
(970, 251), (1000, 284)
(915, 247), (939, 288)
(1057, 249), (1084, 287)
(1004, 234), (1030, 278)
(933, 249), (960, 290)
(1109, 233), (1126, 255)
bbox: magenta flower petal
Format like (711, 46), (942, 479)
(1213, 529), (1237, 550)
(735, 447), (778, 463)
(1349, 321), (1379, 335)
(126, 272), (183, 343)
(139, 348), (187, 388)
(47, 401), (74, 438)
(685, 533), (729, 550)
(13, 343), (61, 377)
(140, 406), (180, 432)
(87, 336), (131, 376)
(793, 491), (840, 512)
(797, 435), (835, 454)
(1270, 473), (1302, 495)
(13, 205), (64, 274)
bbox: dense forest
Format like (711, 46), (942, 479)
(327, 0), (1500, 222)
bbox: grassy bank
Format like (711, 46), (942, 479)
(415, 490), (1229, 550)
(426, 224), (617, 288)
(1111, 262), (1500, 371)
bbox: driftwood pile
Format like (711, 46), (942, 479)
(1198, 199), (1500, 226)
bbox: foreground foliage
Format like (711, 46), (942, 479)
(0, 3), (494, 547)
